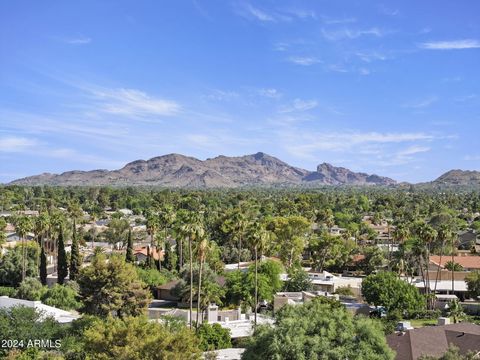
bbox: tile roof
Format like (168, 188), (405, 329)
(387, 323), (480, 360)
(133, 246), (163, 261)
(430, 255), (480, 269)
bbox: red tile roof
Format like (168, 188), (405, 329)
(133, 246), (164, 261)
(430, 255), (480, 270)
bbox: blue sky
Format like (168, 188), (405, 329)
(1, 1), (479, 183)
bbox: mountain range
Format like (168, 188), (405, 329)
(9, 152), (397, 187)
(8, 152), (479, 188)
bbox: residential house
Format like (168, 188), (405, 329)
(0, 296), (79, 324)
(387, 323), (480, 360)
(307, 271), (363, 297)
(133, 246), (163, 263)
(429, 255), (480, 272)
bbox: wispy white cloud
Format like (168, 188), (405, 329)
(396, 145), (430, 157)
(236, 3), (316, 23)
(258, 88), (282, 99)
(403, 96), (438, 109)
(355, 51), (388, 62)
(359, 68), (370, 76)
(282, 8), (316, 20)
(420, 39), (480, 50)
(0, 136), (38, 152)
(327, 64), (348, 73)
(379, 5), (399, 16)
(279, 130), (436, 160)
(242, 3), (275, 22)
(455, 94), (477, 102)
(322, 16), (356, 25)
(321, 27), (386, 41)
(90, 87), (181, 117)
(279, 99), (318, 113)
(288, 56), (320, 66)
(63, 36), (91, 45)
(204, 89), (240, 101)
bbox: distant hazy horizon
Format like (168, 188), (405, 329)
(1, 1), (479, 183)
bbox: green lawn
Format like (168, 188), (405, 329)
(408, 318), (445, 328)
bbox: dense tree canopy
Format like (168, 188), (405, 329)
(362, 271), (425, 316)
(242, 298), (395, 360)
(77, 253), (152, 317)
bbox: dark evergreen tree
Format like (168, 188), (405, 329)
(163, 241), (177, 271)
(126, 228), (135, 263)
(69, 220), (80, 281)
(57, 228), (68, 284)
(146, 245), (154, 269)
(40, 246), (47, 285)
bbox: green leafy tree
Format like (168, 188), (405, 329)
(81, 315), (202, 360)
(362, 271), (425, 317)
(309, 233), (355, 272)
(465, 270), (480, 299)
(15, 277), (46, 301)
(0, 242), (40, 287)
(41, 283), (82, 311)
(225, 260), (283, 308)
(334, 285), (355, 297)
(104, 217), (130, 245)
(269, 216), (310, 268)
(77, 253), (152, 317)
(242, 298), (395, 360)
(359, 246), (385, 275)
(446, 299), (465, 324)
(57, 228), (68, 285)
(136, 267), (171, 288)
(284, 267), (313, 292)
(444, 261), (463, 271)
(197, 322), (231, 351)
(0, 307), (64, 358)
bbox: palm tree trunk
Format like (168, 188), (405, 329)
(189, 237), (193, 329)
(196, 257), (204, 330)
(433, 239), (446, 299)
(238, 235), (242, 269)
(179, 237), (184, 270)
(451, 239), (455, 295)
(254, 245), (258, 325)
(22, 235), (26, 281)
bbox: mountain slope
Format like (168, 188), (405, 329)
(433, 169), (480, 186)
(9, 152), (396, 187)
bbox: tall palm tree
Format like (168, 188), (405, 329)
(35, 212), (50, 281)
(0, 218), (6, 252)
(179, 212), (205, 329)
(433, 225), (451, 297)
(13, 215), (33, 282)
(233, 211), (248, 270)
(248, 220), (271, 325)
(451, 233), (459, 295)
(417, 223), (438, 309)
(160, 205), (176, 266)
(196, 237), (209, 329)
(50, 210), (65, 273)
(146, 212), (160, 269)
(391, 224), (409, 276)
